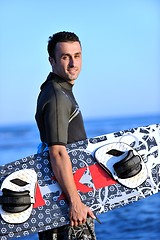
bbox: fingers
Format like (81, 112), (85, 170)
(87, 208), (96, 220)
(69, 199), (97, 227)
(70, 216), (86, 227)
(70, 220), (83, 227)
(70, 205), (96, 227)
(70, 211), (87, 226)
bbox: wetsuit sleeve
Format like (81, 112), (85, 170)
(43, 91), (72, 146)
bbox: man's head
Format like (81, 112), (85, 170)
(47, 31), (82, 84)
(48, 31), (81, 59)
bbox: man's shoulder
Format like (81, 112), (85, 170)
(39, 81), (71, 108)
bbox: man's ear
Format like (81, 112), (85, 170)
(49, 56), (55, 67)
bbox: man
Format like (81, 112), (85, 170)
(35, 31), (96, 239)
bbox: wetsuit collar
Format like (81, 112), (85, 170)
(41, 72), (73, 91)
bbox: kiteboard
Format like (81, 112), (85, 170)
(0, 123), (160, 239)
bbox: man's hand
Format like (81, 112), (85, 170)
(69, 197), (96, 226)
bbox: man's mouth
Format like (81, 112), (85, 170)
(68, 68), (77, 74)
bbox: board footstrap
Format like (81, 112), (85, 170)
(0, 189), (31, 213)
(0, 169), (37, 224)
(112, 149), (142, 178)
(95, 142), (148, 189)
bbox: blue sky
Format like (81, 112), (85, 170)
(0, 0), (159, 125)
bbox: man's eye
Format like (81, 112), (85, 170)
(75, 54), (81, 58)
(62, 56), (68, 60)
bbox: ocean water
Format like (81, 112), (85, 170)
(0, 114), (160, 240)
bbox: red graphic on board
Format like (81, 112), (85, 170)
(33, 163), (117, 208)
(33, 184), (45, 208)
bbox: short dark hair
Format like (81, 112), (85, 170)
(47, 31), (81, 59)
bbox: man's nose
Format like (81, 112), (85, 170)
(69, 57), (75, 67)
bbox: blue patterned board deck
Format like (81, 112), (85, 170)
(0, 124), (160, 239)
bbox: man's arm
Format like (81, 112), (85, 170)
(49, 145), (96, 226)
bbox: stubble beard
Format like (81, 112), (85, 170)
(66, 68), (80, 82)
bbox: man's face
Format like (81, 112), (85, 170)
(50, 41), (82, 84)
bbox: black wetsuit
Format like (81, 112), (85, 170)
(35, 72), (87, 146)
